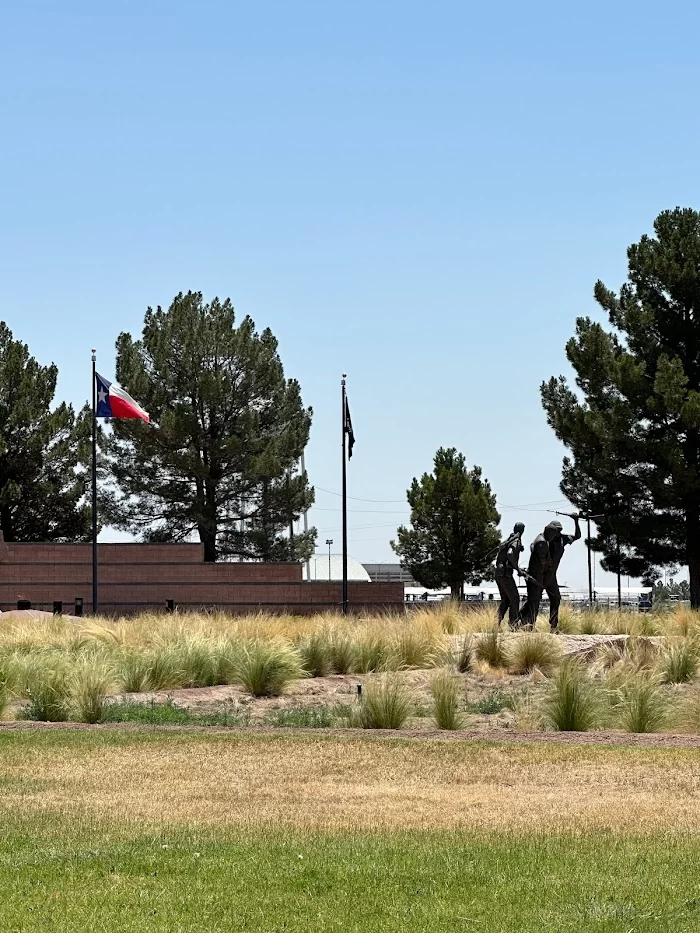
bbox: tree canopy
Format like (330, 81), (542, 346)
(541, 207), (700, 606)
(391, 447), (501, 599)
(103, 291), (315, 562)
(0, 323), (90, 541)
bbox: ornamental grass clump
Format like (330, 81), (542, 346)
(235, 640), (304, 697)
(430, 669), (464, 730)
(506, 633), (563, 676)
(661, 642), (699, 685)
(328, 631), (355, 674)
(21, 656), (72, 722)
(455, 635), (473, 673)
(351, 677), (413, 729)
(614, 675), (668, 734)
(475, 628), (506, 669)
(542, 660), (599, 732)
(297, 632), (333, 678)
(390, 626), (445, 670)
(349, 631), (393, 673)
(70, 659), (118, 723)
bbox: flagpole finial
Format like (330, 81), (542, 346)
(91, 349), (96, 362)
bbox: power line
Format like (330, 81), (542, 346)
(315, 486), (406, 503)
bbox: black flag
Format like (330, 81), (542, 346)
(345, 397), (355, 459)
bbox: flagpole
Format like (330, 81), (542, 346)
(91, 349), (98, 615)
(341, 374), (348, 615)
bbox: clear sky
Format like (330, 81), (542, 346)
(1, 0), (699, 589)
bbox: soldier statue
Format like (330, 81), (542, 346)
(494, 522), (525, 630)
(520, 514), (581, 632)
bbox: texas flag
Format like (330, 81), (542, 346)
(95, 373), (150, 423)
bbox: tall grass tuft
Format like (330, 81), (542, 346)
(474, 629), (506, 669)
(351, 677), (413, 729)
(543, 660), (599, 732)
(661, 642), (698, 684)
(456, 635), (473, 673)
(235, 640), (304, 697)
(21, 657), (72, 722)
(430, 669), (464, 730)
(506, 634), (562, 676)
(390, 627), (445, 670)
(70, 660), (118, 723)
(350, 631), (393, 673)
(677, 687), (700, 733)
(328, 632), (355, 674)
(297, 632), (333, 678)
(614, 676), (668, 733)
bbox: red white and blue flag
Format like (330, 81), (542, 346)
(95, 373), (150, 423)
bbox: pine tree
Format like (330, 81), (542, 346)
(391, 447), (501, 599)
(541, 207), (700, 605)
(103, 292), (315, 562)
(0, 323), (90, 541)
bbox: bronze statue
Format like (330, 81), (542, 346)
(494, 522), (525, 629)
(520, 514), (581, 632)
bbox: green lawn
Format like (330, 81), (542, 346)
(0, 815), (698, 931)
(1, 729), (700, 931)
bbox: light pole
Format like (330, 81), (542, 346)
(326, 539), (333, 581)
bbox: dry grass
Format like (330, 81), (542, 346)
(3, 732), (700, 835)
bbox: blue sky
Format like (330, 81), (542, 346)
(1, 0), (699, 588)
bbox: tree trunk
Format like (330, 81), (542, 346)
(450, 581), (463, 601)
(200, 527), (218, 563)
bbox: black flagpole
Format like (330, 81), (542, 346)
(91, 349), (98, 615)
(341, 374), (348, 615)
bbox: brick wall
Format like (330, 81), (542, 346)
(0, 542), (404, 615)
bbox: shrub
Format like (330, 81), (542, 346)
(235, 641), (304, 697)
(543, 660), (599, 732)
(70, 660), (117, 723)
(614, 676), (668, 733)
(297, 633), (333, 678)
(456, 635), (473, 673)
(350, 677), (413, 729)
(430, 670), (464, 730)
(474, 629), (506, 669)
(506, 634), (562, 676)
(661, 642), (698, 684)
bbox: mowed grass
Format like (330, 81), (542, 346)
(1, 731), (700, 930)
(3, 730), (700, 833)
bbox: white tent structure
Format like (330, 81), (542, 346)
(303, 554), (371, 582)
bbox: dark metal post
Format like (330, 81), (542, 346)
(341, 374), (348, 615)
(617, 534), (622, 609)
(91, 350), (98, 614)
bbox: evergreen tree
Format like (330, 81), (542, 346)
(541, 207), (700, 606)
(104, 292), (315, 562)
(391, 447), (501, 599)
(0, 323), (90, 541)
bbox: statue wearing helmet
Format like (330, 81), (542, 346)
(494, 522), (526, 629)
(520, 515), (581, 632)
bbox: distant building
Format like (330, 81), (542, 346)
(362, 563), (417, 585)
(303, 554), (371, 582)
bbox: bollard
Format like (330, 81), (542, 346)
(166, 599), (175, 613)
(53, 600), (63, 616)
(356, 683), (363, 697)
(17, 599), (31, 610)
(74, 597), (83, 618)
